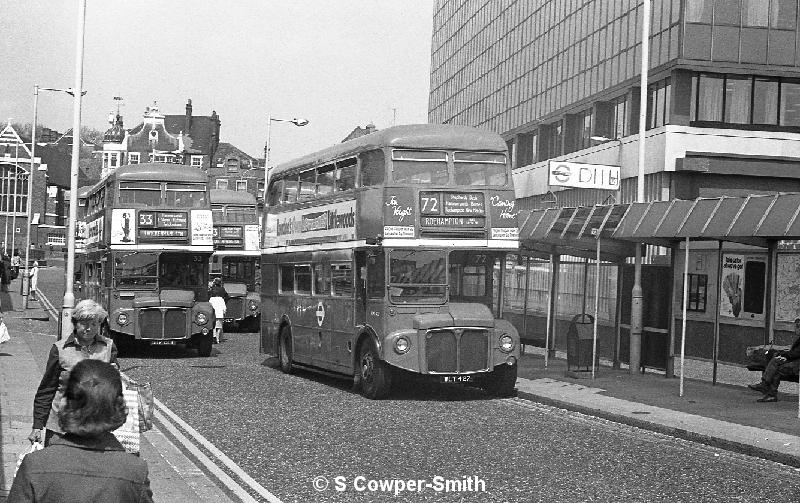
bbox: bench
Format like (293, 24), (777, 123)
(746, 345), (800, 383)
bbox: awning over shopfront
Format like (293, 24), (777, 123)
(518, 204), (637, 260)
(611, 193), (800, 247)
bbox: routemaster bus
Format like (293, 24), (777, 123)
(79, 163), (217, 356)
(261, 124), (520, 398)
(210, 189), (261, 331)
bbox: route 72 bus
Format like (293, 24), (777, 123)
(261, 124), (520, 398)
(78, 163), (217, 356)
(210, 189), (261, 331)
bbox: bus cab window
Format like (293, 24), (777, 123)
(331, 263), (353, 297)
(280, 265), (295, 293)
(359, 150), (385, 187)
(366, 251), (385, 299)
(336, 158), (357, 191)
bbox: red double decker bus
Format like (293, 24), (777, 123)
(79, 164), (216, 356)
(261, 124), (520, 398)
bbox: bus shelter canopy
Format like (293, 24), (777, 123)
(518, 204), (638, 261)
(611, 193), (800, 247)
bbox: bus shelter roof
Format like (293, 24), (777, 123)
(518, 204), (638, 261)
(610, 193), (800, 247)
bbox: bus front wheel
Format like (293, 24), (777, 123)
(278, 328), (294, 374)
(480, 364), (518, 398)
(358, 341), (391, 399)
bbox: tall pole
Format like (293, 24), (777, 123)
(10, 160), (19, 257)
(630, 0), (651, 374)
(61, 0), (86, 338)
(23, 87), (39, 307)
(264, 114), (272, 189)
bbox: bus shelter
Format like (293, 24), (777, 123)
(517, 204), (637, 375)
(611, 193), (800, 408)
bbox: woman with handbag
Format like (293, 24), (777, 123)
(27, 299), (118, 447)
(9, 359), (153, 502)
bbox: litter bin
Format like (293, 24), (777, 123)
(566, 313), (598, 372)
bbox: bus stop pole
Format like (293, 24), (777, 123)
(592, 239), (600, 379)
(680, 236), (689, 397)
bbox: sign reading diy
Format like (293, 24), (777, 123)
(548, 161), (620, 190)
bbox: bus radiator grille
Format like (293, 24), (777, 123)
(426, 329), (489, 373)
(138, 309), (188, 339)
(226, 298), (244, 319)
(139, 309), (163, 339)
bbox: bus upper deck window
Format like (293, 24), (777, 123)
(317, 164), (335, 195)
(453, 152), (508, 186)
(282, 177), (299, 203)
(359, 150), (385, 186)
(336, 159), (357, 191)
(268, 179), (284, 206)
(391, 150), (448, 184)
(119, 182), (161, 206)
(298, 169), (317, 202)
(166, 183), (206, 208)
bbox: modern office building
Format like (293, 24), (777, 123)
(429, 0), (800, 374)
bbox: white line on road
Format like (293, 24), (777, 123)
(154, 397), (284, 503)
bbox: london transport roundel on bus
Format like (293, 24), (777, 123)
(316, 301), (325, 327)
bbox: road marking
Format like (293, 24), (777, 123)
(154, 397), (284, 503)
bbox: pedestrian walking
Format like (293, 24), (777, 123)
(9, 359), (153, 502)
(11, 251), (21, 278)
(28, 261), (39, 301)
(749, 317), (800, 402)
(27, 299), (118, 447)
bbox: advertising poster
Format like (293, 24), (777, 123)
(720, 254), (744, 318)
(190, 210), (213, 245)
(776, 254), (800, 322)
(110, 209), (136, 245)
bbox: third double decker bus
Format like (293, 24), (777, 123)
(261, 124), (520, 398)
(210, 189), (261, 331)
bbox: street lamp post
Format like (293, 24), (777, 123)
(263, 115), (309, 192)
(630, 0), (652, 373)
(61, 0), (87, 338)
(23, 85), (84, 309)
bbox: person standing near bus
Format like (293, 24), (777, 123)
(208, 277), (228, 344)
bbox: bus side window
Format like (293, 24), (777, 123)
(267, 179), (283, 206)
(336, 158), (356, 191)
(280, 265), (294, 293)
(359, 150), (385, 187)
(317, 164), (335, 195)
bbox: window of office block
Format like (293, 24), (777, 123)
(772, 0), (798, 29)
(647, 78), (672, 129)
(781, 80), (800, 126)
(517, 130), (538, 166)
(542, 120), (564, 159)
(725, 75), (752, 124)
(695, 73), (724, 121)
(613, 95), (628, 138)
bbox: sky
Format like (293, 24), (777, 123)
(0, 1), (435, 165)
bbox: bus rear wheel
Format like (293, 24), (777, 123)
(480, 364), (517, 397)
(278, 328), (294, 374)
(358, 341), (391, 399)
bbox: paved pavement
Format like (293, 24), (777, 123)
(2, 276), (800, 501)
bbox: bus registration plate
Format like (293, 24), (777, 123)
(441, 375), (471, 383)
(151, 340), (177, 346)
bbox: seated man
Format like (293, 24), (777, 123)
(749, 317), (800, 402)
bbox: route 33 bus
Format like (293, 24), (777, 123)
(261, 124), (520, 398)
(78, 163), (217, 356)
(210, 189), (261, 332)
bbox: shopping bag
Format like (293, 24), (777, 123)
(112, 388), (140, 454)
(14, 441), (43, 477)
(0, 321), (9, 344)
(136, 382), (154, 432)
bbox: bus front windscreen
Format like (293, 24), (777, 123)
(388, 249), (447, 304)
(114, 252), (158, 288)
(160, 253), (207, 289)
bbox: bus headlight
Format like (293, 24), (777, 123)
(394, 336), (410, 354)
(195, 312), (208, 325)
(499, 334), (514, 353)
(249, 301), (258, 312)
(117, 313), (128, 326)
